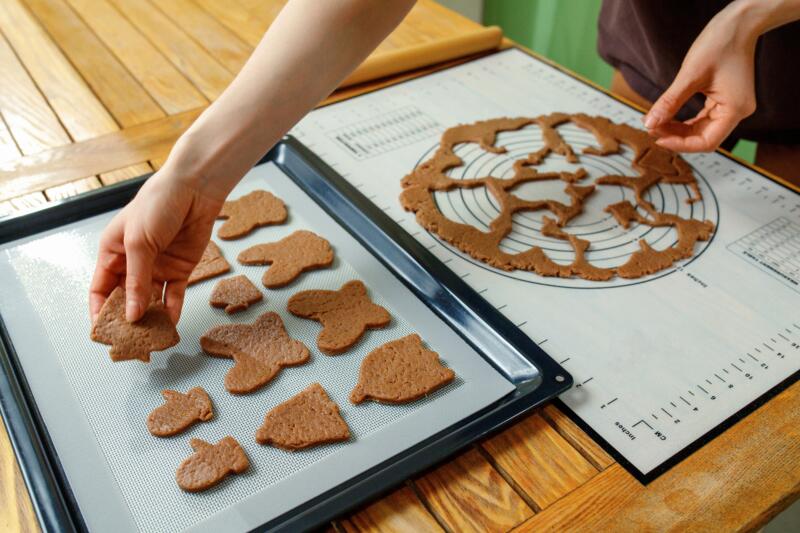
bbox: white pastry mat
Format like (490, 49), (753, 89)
(0, 163), (514, 533)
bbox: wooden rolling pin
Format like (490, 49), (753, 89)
(340, 25), (503, 88)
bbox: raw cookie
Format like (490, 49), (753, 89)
(209, 275), (263, 314)
(350, 334), (455, 404)
(90, 286), (179, 362)
(176, 436), (249, 492)
(147, 387), (213, 437)
(238, 230), (334, 288)
(217, 190), (287, 239)
(200, 312), (310, 394)
(399, 113), (715, 280)
(255, 383), (350, 450)
(188, 241), (230, 285)
(287, 280), (391, 355)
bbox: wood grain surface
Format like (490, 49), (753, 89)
(0, 2), (797, 533)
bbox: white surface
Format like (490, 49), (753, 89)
(0, 164), (513, 532)
(292, 48), (800, 475)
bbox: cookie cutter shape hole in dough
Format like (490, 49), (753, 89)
(400, 113), (715, 280)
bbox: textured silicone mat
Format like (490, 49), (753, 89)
(0, 163), (514, 532)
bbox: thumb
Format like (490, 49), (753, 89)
(644, 69), (699, 129)
(124, 235), (157, 322)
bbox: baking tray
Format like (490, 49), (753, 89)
(0, 137), (571, 532)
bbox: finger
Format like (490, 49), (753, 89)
(643, 70), (700, 129)
(89, 219), (126, 323)
(655, 115), (736, 152)
(164, 280), (188, 324)
(124, 234), (157, 322)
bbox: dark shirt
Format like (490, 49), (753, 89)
(598, 0), (800, 143)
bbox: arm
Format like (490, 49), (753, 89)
(89, 0), (416, 323)
(643, 0), (800, 152)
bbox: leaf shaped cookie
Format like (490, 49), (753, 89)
(176, 436), (249, 492)
(200, 312), (310, 394)
(217, 190), (287, 239)
(209, 275), (263, 314)
(350, 334), (455, 404)
(238, 230), (334, 288)
(287, 280), (390, 355)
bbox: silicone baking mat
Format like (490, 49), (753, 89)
(0, 163), (514, 533)
(291, 47), (800, 480)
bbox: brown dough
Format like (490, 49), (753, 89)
(209, 275), (263, 314)
(146, 387), (213, 437)
(188, 241), (230, 285)
(175, 436), (249, 492)
(200, 312), (310, 394)
(238, 230), (334, 288)
(255, 383), (350, 450)
(90, 286), (179, 362)
(217, 190), (287, 239)
(399, 113), (715, 280)
(287, 280), (391, 355)
(350, 334), (455, 404)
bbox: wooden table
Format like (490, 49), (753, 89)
(1, 1), (798, 532)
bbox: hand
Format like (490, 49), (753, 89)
(643, 1), (759, 152)
(89, 168), (225, 324)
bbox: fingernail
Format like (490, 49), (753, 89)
(643, 114), (659, 129)
(126, 300), (141, 322)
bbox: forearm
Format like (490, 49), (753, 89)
(163, 0), (415, 199)
(726, 0), (800, 43)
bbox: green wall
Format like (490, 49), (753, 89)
(483, 0), (756, 162)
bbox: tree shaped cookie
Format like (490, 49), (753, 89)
(256, 383), (350, 450)
(210, 275), (263, 314)
(176, 436), (249, 492)
(200, 312), (310, 394)
(146, 387), (213, 437)
(238, 230), (334, 288)
(91, 286), (179, 362)
(287, 280), (391, 355)
(350, 334), (455, 404)
(217, 190), (287, 239)
(188, 241), (230, 285)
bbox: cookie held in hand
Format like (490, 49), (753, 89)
(187, 241), (230, 285)
(209, 275), (263, 314)
(238, 230), (334, 288)
(147, 387), (213, 437)
(91, 286), (179, 362)
(350, 334), (455, 404)
(217, 190), (287, 239)
(176, 436), (249, 492)
(256, 383), (350, 450)
(200, 312), (310, 394)
(287, 280), (390, 355)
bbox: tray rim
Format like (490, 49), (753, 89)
(0, 138), (571, 533)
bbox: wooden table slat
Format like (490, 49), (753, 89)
(481, 413), (598, 510)
(340, 484), (444, 533)
(23, 0), (165, 128)
(414, 447), (534, 533)
(108, 0), (233, 101)
(44, 176), (102, 201)
(0, 0), (120, 141)
(65, 0), (207, 114)
(99, 162), (152, 186)
(150, 0), (252, 74)
(540, 405), (614, 471)
(192, 0), (267, 47)
(0, 421), (40, 533)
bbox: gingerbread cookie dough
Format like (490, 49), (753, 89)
(287, 280), (390, 355)
(90, 286), (179, 362)
(188, 241), (230, 285)
(255, 383), (350, 450)
(200, 312), (309, 394)
(176, 436), (249, 492)
(210, 275), (263, 314)
(399, 113), (715, 280)
(147, 387), (213, 437)
(350, 334), (455, 404)
(217, 190), (287, 239)
(238, 230), (334, 288)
